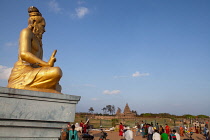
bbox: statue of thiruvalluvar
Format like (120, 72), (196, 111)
(7, 6), (62, 94)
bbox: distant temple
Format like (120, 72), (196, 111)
(92, 103), (136, 120)
(116, 103), (136, 118)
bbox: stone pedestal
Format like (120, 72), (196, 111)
(0, 87), (80, 140)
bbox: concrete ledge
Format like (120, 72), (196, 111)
(0, 87), (81, 139)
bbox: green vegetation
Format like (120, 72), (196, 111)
(111, 119), (119, 127)
(197, 115), (209, 118)
(139, 113), (209, 119)
(182, 114), (196, 119)
(72, 113), (209, 129)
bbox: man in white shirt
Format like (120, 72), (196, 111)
(148, 124), (154, 140)
(152, 129), (161, 140)
(123, 126), (134, 140)
(173, 130), (180, 140)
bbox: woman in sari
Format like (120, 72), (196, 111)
(69, 125), (79, 140)
(159, 125), (164, 135)
(165, 124), (170, 135)
(179, 126), (184, 136)
(119, 122), (123, 136)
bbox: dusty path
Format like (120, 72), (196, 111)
(79, 130), (206, 140)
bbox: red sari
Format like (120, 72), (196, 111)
(83, 124), (87, 133)
(165, 125), (170, 134)
(180, 126), (184, 136)
(80, 122), (84, 127)
(119, 124), (123, 136)
(80, 122), (84, 133)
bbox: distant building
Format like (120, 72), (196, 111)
(116, 103), (136, 118)
(93, 103), (136, 120)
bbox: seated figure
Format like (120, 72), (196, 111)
(7, 6), (62, 93)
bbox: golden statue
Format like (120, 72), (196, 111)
(7, 6), (62, 94)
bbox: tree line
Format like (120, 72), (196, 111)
(89, 105), (116, 115)
(139, 113), (209, 118)
(87, 106), (209, 118)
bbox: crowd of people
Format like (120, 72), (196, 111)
(119, 122), (134, 140)
(119, 121), (209, 140)
(60, 120), (91, 140)
(59, 120), (209, 140)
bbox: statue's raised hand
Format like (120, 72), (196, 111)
(48, 50), (57, 67)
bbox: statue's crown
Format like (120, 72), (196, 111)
(28, 6), (42, 16)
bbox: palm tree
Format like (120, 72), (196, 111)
(88, 107), (94, 114)
(111, 105), (115, 115)
(106, 105), (112, 115)
(101, 107), (107, 114)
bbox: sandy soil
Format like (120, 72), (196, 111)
(78, 130), (206, 140)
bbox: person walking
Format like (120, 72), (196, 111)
(161, 129), (169, 140)
(203, 124), (209, 140)
(136, 123), (141, 136)
(119, 122), (124, 136)
(148, 124), (154, 140)
(165, 124), (170, 135)
(179, 126), (184, 137)
(124, 126), (134, 140)
(153, 129), (161, 140)
(173, 130), (180, 140)
(142, 124), (147, 138)
(169, 130), (177, 140)
(79, 120), (84, 133)
(156, 123), (160, 132)
(159, 125), (164, 135)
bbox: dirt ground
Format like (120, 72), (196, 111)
(78, 130), (206, 140)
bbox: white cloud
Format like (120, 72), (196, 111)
(48, 0), (62, 13)
(132, 71), (150, 77)
(75, 7), (89, 18)
(0, 65), (12, 80)
(5, 42), (17, 47)
(114, 71), (150, 79)
(103, 90), (121, 95)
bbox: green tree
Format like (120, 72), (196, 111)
(111, 119), (119, 127)
(106, 105), (112, 115)
(182, 114), (196, 119)
(89, 107), (94, 114)
(197, 115), (209, 118)
(111, 105), (115, 115)
(101, 107), (107, 114)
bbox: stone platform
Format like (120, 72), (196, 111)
(0, 87), (80, 140)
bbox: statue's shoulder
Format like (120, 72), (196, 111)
(20, 28), (33, 37)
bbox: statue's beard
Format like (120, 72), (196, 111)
(33, 26), (43, 41)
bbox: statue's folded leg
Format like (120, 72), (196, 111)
(29, 66), (62, 90)
(8, 65), (62, 93)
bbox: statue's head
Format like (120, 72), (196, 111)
(28, 6), (46, 39)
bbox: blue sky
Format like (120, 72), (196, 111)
(0, 0), (209, 116)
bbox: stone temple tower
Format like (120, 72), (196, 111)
(123, 103), (136, 117)
(116, 103), (136, 118)
(123, 103), (131, 114)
